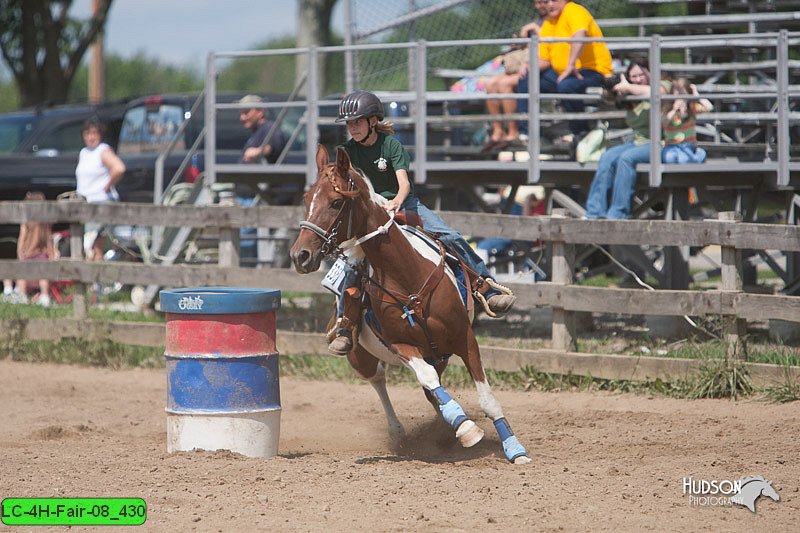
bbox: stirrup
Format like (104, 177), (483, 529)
(474, 278), (514, 318)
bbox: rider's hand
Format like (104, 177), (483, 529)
(384, 198), (401, 214)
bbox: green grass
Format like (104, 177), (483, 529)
(761, 372), (800, 403)
(2, 294), (797, 402)
(5, 338), (164, 369)
(688, 355), (754, 400)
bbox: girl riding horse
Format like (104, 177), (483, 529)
(328, 90), (516, 355)
(291, 144), (530, 464)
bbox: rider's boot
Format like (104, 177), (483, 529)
(475, 278), (516, 317)
(486, 290), (516, 316)
(328, 286), (361, 355)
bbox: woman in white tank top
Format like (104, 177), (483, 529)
(75, 118), (126, 260)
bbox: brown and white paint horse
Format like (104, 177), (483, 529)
(290, 145), (530, 464)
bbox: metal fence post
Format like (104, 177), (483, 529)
(776, 29), (789, 187)
(648, 34), (662, 188)
(204, 52), (217, 186)
(343, 0), (356, 93)
(414, 40), (427, 185)
(306, 47), (320, 189)
(528, 35), (540, 184)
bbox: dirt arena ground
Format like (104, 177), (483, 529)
(1, 359), (797, 532)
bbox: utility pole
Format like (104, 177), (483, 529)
(88, 0), (105, 103)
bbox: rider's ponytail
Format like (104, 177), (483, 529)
(374, 120), (395, 136)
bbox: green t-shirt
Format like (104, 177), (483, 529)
(342, 133), (413, 200)
(626, 79), (673, 145)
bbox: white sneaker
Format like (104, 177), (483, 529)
(37, 295), (51, 307)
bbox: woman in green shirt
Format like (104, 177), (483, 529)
(584, 61), (669, 219)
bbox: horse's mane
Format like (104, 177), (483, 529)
(349, 166), (387, 207)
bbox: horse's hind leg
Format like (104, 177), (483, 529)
(399, 347), (484, 448)
(422, 359), (448, 416)
(461, 335), (531, 464)
(348, 344), (405, 439)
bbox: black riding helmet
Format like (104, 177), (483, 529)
(336, 90), (384, 122)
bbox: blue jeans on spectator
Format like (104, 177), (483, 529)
(662, 143), (707, 164)
(585, 142), (651, 220)
(540, 68), (604, 136)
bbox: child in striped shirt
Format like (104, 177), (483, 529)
(662, 78), (713, 164)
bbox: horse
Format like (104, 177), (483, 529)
(730, 476), (780, 513)
(290, 144), (530, 464)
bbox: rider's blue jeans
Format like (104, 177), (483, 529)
(334, 197), (496, 326)
(400, 196), (492, 280)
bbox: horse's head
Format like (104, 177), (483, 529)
(291, 145), (369, 273)
(762, 482), (780, 502)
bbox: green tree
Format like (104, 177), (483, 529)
(297, 0), (339, 95)
(217, 36), (345, 96)
(69, 53), (203, 101)
(0, 0), (114, 107)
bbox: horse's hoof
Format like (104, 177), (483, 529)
(388, 423), (406, 441)
(456, 420), (484, 448)
(513, 455), (532, 465)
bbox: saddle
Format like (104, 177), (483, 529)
(393, 209), (422, 228)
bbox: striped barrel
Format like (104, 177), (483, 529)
(160, 287), (281, 458)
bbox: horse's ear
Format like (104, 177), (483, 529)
(335, 146), (351, 177)
(316, 144), (330, 171)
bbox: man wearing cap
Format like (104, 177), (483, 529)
(237, 94), (287, 164)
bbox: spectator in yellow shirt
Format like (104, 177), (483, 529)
(517, 0), (612, 148)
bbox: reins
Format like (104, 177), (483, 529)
(299, 160), (449, 364)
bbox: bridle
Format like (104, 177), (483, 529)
(298, 164), (393, 257)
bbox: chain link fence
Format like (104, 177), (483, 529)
(347, 0), (635, 90)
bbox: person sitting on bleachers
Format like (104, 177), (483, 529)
(516, 0), (613, 152)
(584, 60), (671, 220)
(481, 0), (547, 153)
(662, 77), (713, 164)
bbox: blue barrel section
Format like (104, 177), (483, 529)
(166, 355), (280, 413)
(160, 287), (282, 458)
(160, 286), (280, 315)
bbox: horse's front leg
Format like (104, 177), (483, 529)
(347, 344), (405, 440)
(459, 334), (531, 465)
(393, 343), (484, 448)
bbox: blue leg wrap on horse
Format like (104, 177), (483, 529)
(493, 418), (527, 462)
(431, 386), (468, 429)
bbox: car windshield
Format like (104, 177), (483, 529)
(0, 113), (38, 154)
(118, 103), (186, 155)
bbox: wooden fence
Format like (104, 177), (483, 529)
(1, 200), (799, 387)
